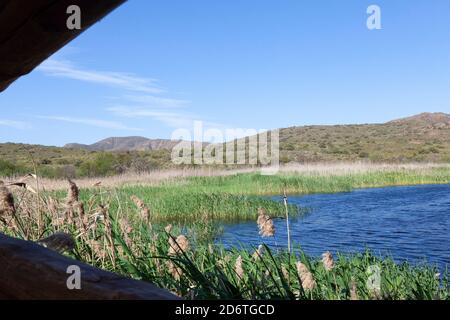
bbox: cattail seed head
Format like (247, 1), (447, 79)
(66, 179), (79, 205)
(167, 260), (183, 281)
(130, 195), (150, 222)
(260, 218), (275, 237)
(168, 235), (190, 256)
(296, 262), (316, 291)
(165, 224), (173, 234)
(257, 208), (275, 237)
(257, 208), (267, 226)
(119, 217), (133, 234)
(322, 251), (335, 271)
(47, 197), (58, 214)
(235, 255), (244, 279)
(0, 181), (15, 218)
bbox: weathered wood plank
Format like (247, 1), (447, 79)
(0, 0), (126, 92)
(0, 233), (179, 300)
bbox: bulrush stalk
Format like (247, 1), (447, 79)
(66, 179), (79, 205)
(119, 217), (133, 248)
(64, 180), (79, 226)
(296, 262), (316, 291)
(168, 234), (190, 256)
(283, 190), (291, 254)
(235, 255), (244, 280)
(322, 251), (335, 271)
(167, 234), (190, 281)
(130, 195), (150, 223)
(99, 204), (116, 267)
(257, 208), (275, 237)
(165, 224), (173, 234)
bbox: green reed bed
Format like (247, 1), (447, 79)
(175, 167), (450, 196)
(74, 187), (301, 223)
(1, 181), (448, 300)
(45, 167), (450, 222)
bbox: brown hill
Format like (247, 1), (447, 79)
(64, 137), (182, 152)
(277, 112), (450, 162)
(2, 112), (449, 178)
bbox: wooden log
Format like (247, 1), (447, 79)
(0, 0), (127, 92)
(0, 233), (179, 299)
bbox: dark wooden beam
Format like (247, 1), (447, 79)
(0, 233), (179, 299)
(0, 0), (127, 92)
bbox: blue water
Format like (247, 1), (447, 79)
(218, 184), (450, 270)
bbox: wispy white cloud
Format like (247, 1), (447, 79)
(123, 95), (189, 108)
(37, 59), (164, 94)
(37, 58), (227, 133)
(0, 119), (30, 130)
(107, 106), (195, 128)
(37, 115), (142, 131)
(107, 106), (228, 130)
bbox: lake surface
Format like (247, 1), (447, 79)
(218, 184), (450, 270)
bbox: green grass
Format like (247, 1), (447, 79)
(47, 167), (450, 222)
(174, 168), (450, 195)
(71, 187), (300, 223)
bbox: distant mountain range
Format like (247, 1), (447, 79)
(61, 112), (450, 162)
(64, 137), (183, 152)
(1, 113), (450, 173)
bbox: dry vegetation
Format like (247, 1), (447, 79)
(278, 113), (450, 163)
(2, 113), (450, 179)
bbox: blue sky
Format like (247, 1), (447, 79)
(1, 0), (450, 146)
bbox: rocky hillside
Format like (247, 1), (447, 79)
(64, 136), (182, 152)
(1, 112), (449, 178)
(278, 112), (450, 162)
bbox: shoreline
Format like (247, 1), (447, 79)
(6, 162), (450, 192)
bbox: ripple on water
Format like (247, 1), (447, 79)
(218, 184), (450, 270)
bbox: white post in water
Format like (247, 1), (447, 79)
(283, 190), (291, 254)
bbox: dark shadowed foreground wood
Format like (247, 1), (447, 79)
(0, 0), (126, 92)
(0, 233), (179, 300)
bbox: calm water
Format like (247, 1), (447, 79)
(218, 184), (450, 270)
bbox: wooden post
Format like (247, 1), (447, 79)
(0, 233), (179, 299)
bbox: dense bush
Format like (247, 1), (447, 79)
(77, 153), (122, 177)
(0, 159), (28, 177)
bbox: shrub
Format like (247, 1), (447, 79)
(0, 159), (27, 177)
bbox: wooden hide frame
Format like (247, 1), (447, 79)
(0, 233), (179, 299)
(0, 0), (126, 92)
